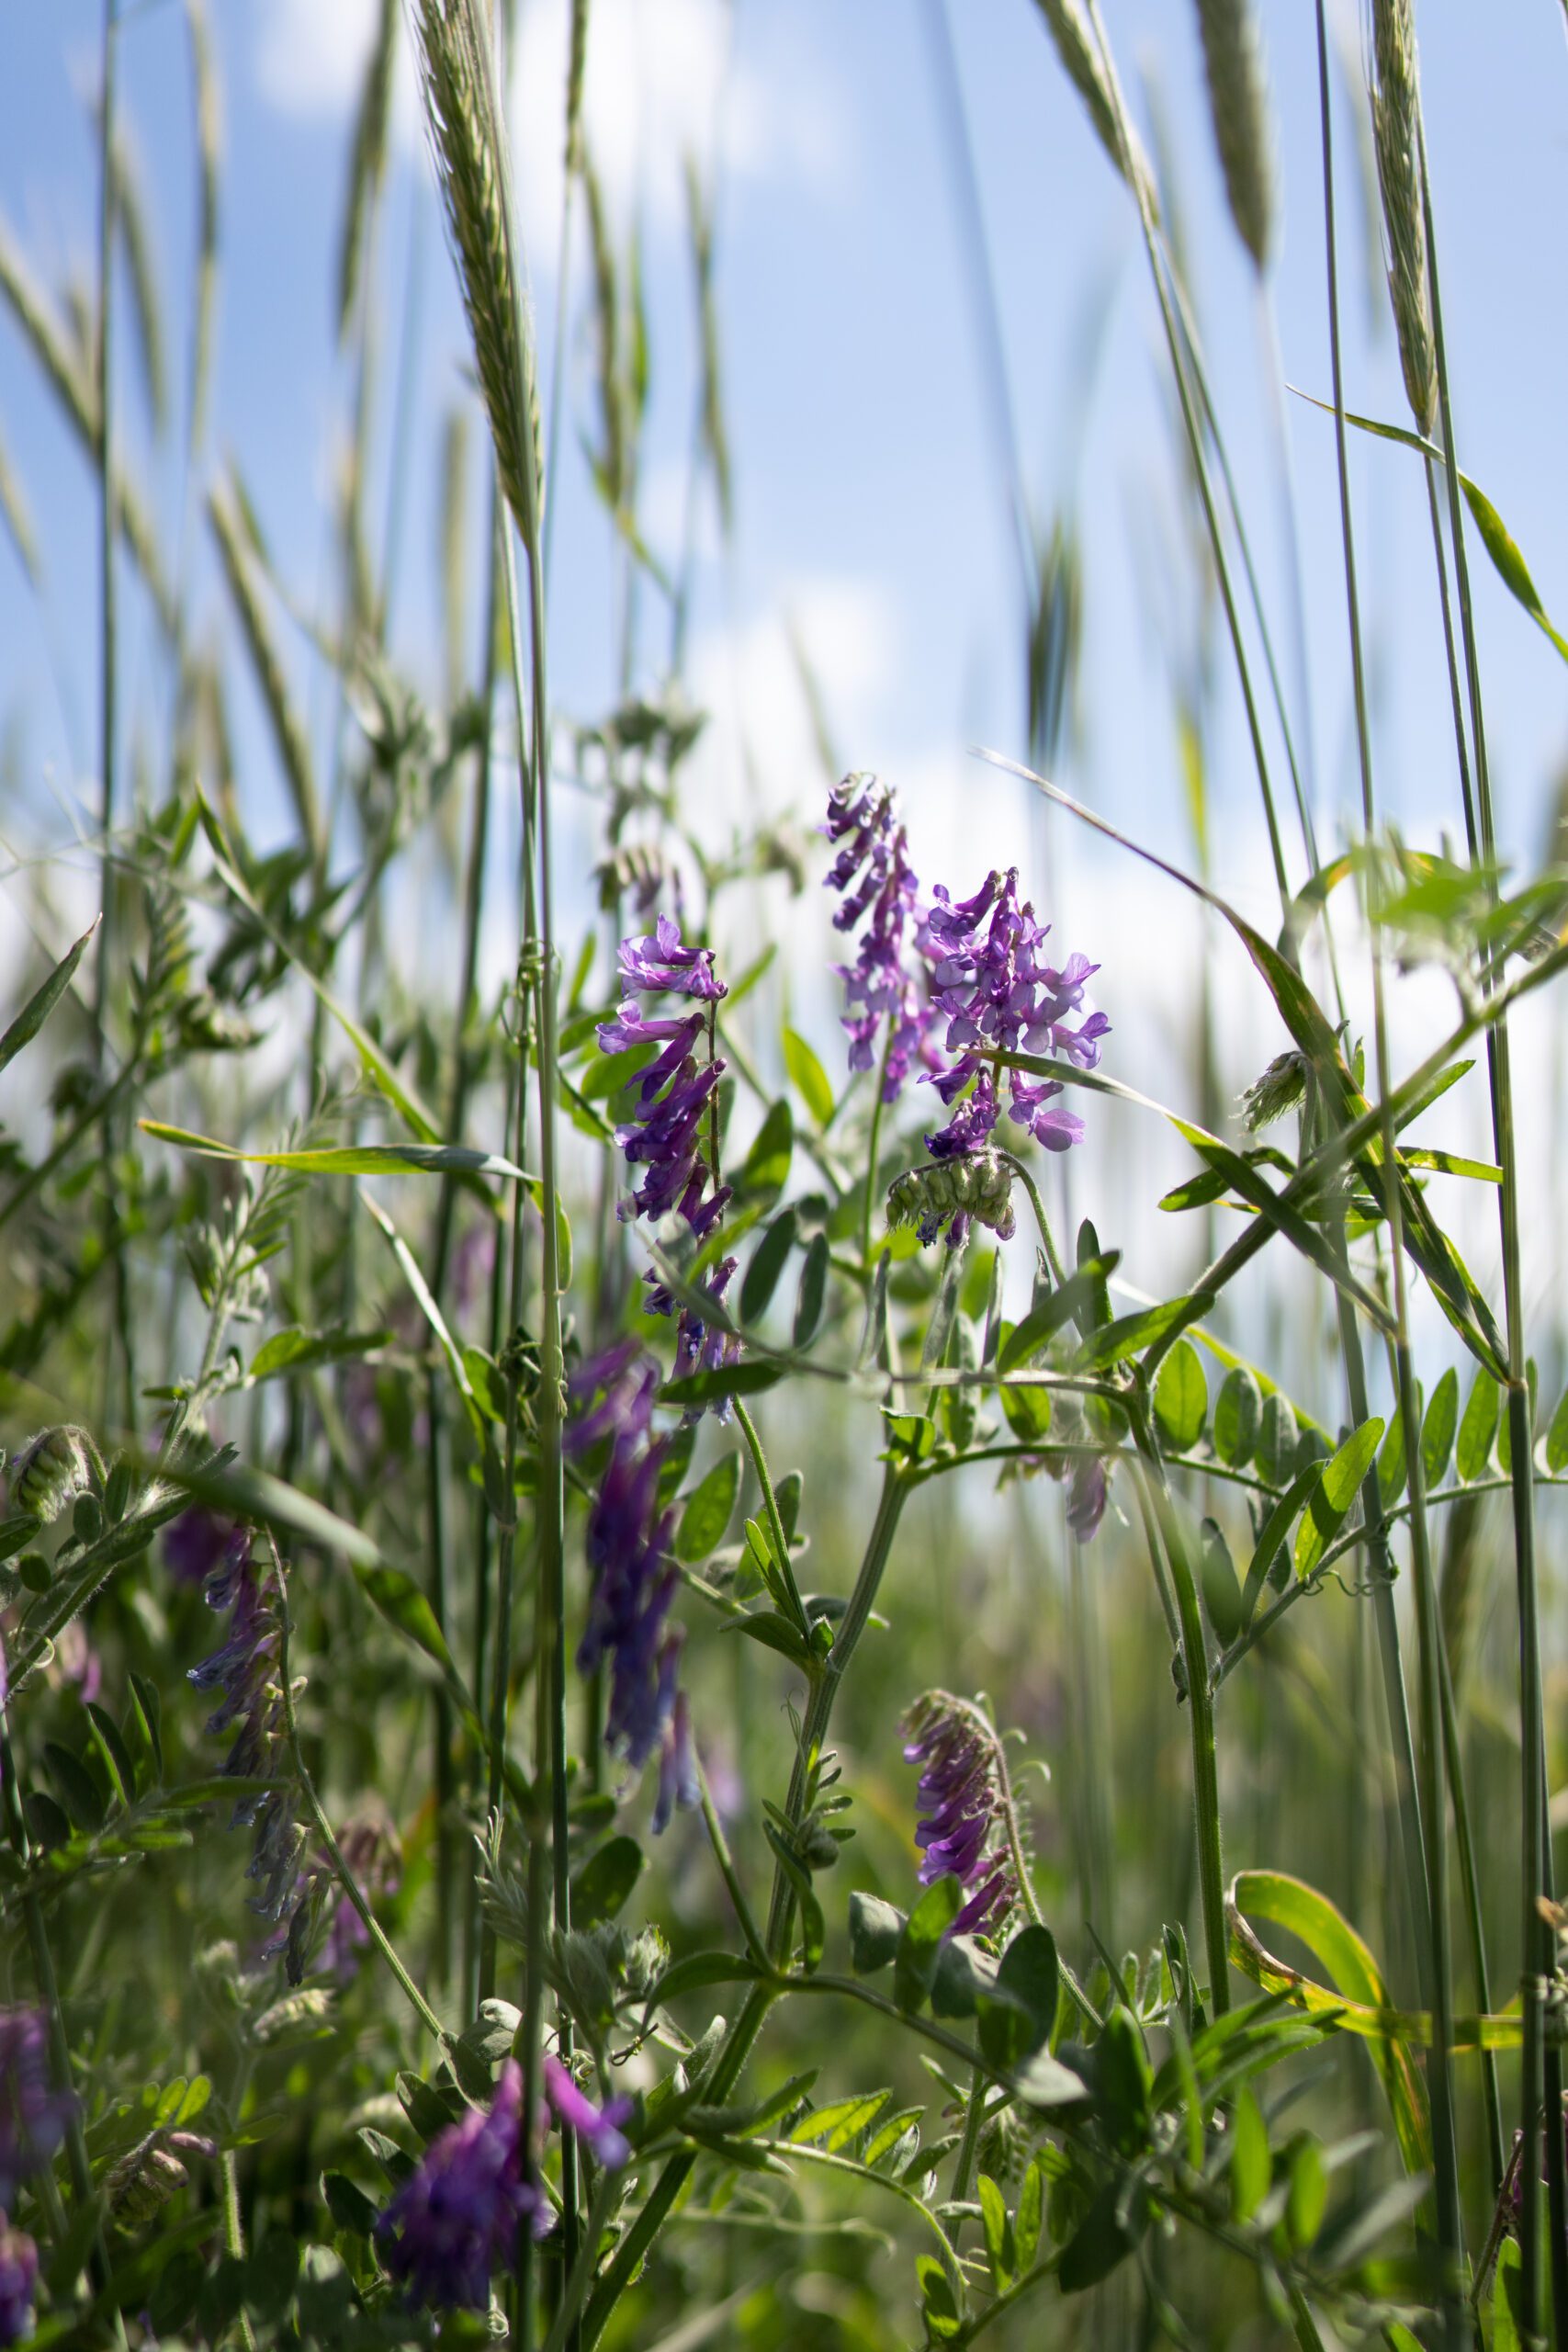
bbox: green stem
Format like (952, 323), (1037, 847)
(996, 1151), (1068, 1289)
(950, 2063), (988, 2209)
(1438, 1611), (1505, 2190)
(581, 1464), (910, 2348)
(860, 1021), (896, 1270)
(1079, 0), (1291, 921)
(1128, 1419), (1228, 2014)
(695, 1753), (768, 1969)
(1314, 18), (1462, 2320)
(274, 1555), (449, 2051)
(1418, 119), (1562, 2335)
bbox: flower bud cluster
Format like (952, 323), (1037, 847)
(902, 1692), (1020, 1939)
(886, 1149), (1017, 1253)
(567, 1343), (699, 1832)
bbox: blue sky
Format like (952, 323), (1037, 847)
(4, 0), (1568, 1320)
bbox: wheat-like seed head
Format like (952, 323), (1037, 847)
(1369, 0), (1436, 435)
(1033, 0), (1156, 215)
(1194, 0), (1277, 273)
(408, 0), (543, 557)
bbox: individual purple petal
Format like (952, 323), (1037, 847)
(544, 2057), (635, 2170)
(617, 913), (727, 1001)
(652, 1691), (700, 1836)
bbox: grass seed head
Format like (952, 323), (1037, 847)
(1194, 0), (1278, 272)
(1370, 0), (1436, 434)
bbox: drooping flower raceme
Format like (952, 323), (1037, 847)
(921, 865), (1108, 1160)
(902, 1692), (1021, 1940)
(567, 1344), (698, 1831)
(599, 915), (739, 1402)
(821, 778), (1108, 1210)
(187, 1530), (310, 1965)
(0, 2011), (76, 2212)
(602, 914), (729, 1239)
(376, 2059), (546, 2312)
(823, 775), (941, 1101)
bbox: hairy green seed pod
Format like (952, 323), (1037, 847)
(8, 1427), (94, 1524)
(107, 2136), (188, 2227)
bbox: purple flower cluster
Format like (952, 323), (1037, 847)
(187, 1531), (308, 1963)
(0, 2011), (76, 2213)
(644, 1257), (740, 1400)
(0, 2215), (36, 2347)
(822, 777), (1108, 1175)
(902, 1694), (1019, 1939)
(600, 914), (741, 1404)
(823, 775), (940, 1101)
(921, 868), (1107, 1161)
(377, 2060), (547, 2312)
(544, 2057), (634, 2169)
(601, 915), (729, 1238)
(322, 1813), (401, 1982)
(567, 1344), (699, 1832)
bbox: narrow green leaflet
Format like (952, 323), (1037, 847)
(1455, 1368), (1499, 1483)
(674, 1453), (740, 1564)
(141, 1123), (531, 1182)
(1421, 1367), (1459, 1489)
(740, 1208), (797, 1323)
(1238, 1464), (1323, 1629)
(782, 1025), (835, 1127)
(249, 1326), (391, 1382)
(1291, 391), (1568, 665)
(793, 1232), (829, 1349)
(0, 919), (96, 1078)
(1213, 1367), (1261, 1468)
(1076, 1290), (1213, 1374)
(1153, 1338), (1206, 1453)
(1294, 1419), (1382, 1580)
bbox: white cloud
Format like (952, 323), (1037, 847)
(250, 0), (841, 254)
(683, 574), (898, 820)
(252, 0), (422, 142)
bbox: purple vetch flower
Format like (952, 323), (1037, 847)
(1066, 1454), (1108, 1543)
(543, 2057), (634, 2170)
(902, 1693), (1020, 1940)
(822, 775), (942, 1101)
(566, 1350), (697, 1832)
(0, 2011), (76, 2213)
(0, 2215), (36, 2347)
(320, 1815), (401, 1983)
(188, 1532), (311, 1963)
(164, 1505), (235, 1590)
(915, 865), (1107, 1161)
(617, 913), (727, 1001)
(652, 1690), (700, 1836)
(645, 1257), (742, 1421)
(376, 2060), (547, 2312)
